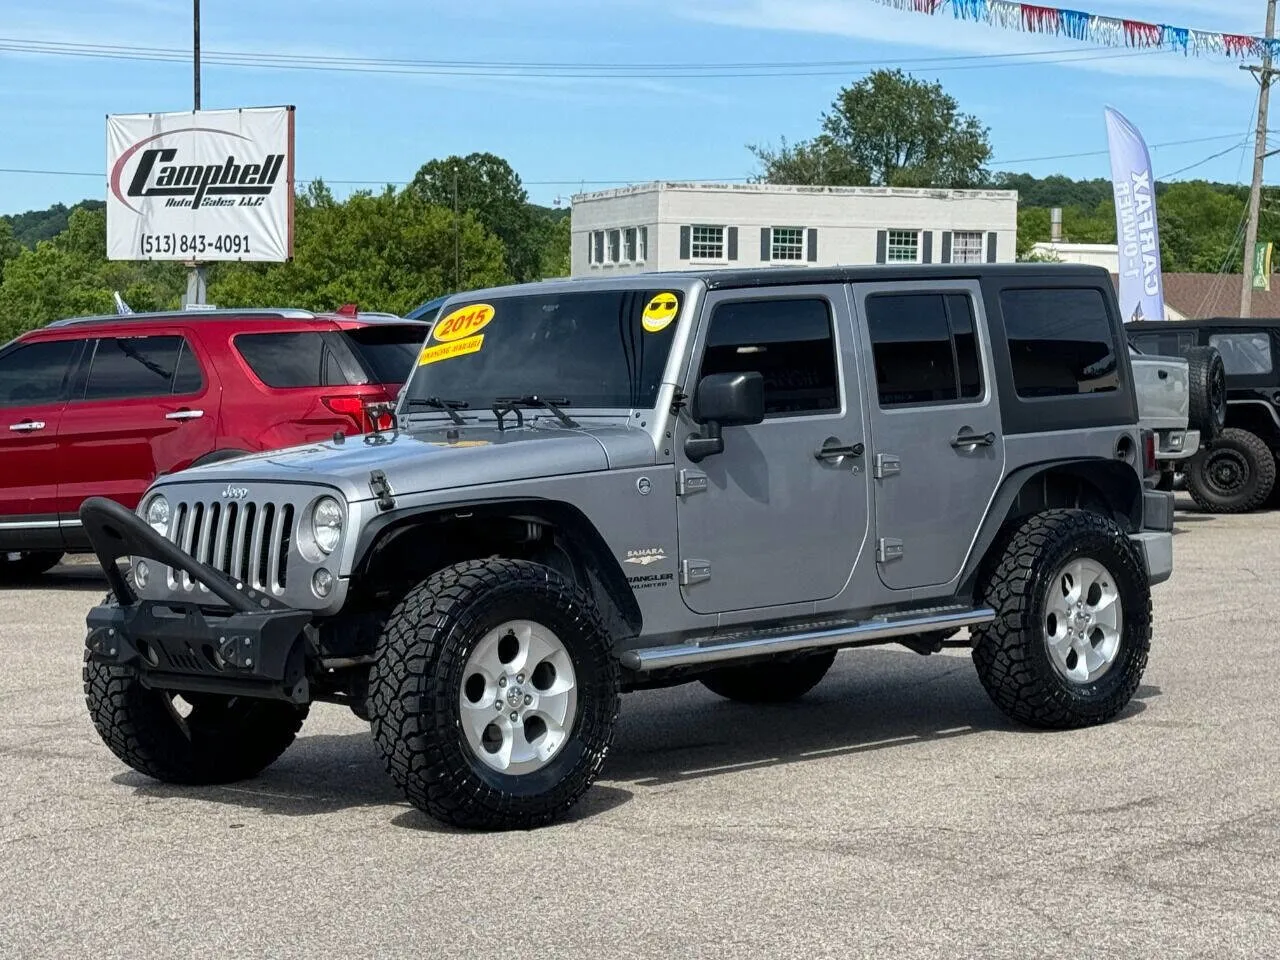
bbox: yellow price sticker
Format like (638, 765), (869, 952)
(419, 333), (484, 366)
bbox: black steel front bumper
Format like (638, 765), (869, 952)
(80, 497), (314, 704)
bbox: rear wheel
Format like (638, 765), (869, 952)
(1186, 427), (1276, 513)
(972, 509), (1151, 730)
(700, 649), (836, 703)
(0, 550), (63, 582)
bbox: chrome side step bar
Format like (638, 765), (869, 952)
(620, 607), (996, 673)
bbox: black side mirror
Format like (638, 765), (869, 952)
(685, 372), (765, 462)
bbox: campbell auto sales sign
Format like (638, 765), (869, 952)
(106, 105), (295, 262)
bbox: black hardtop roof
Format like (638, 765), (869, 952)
(692, 262), (1111, 290)
(1126, 316), (1280, 330)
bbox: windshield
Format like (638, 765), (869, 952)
(402, 288), (683, 413)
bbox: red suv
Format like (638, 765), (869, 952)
(0, 307), (428, 580)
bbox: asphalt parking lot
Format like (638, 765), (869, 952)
(2, 497), (1277, 959)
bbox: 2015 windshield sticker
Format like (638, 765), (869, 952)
(641, 292), (679, 333)
(434, 303), (495, 343)
(419, 333), (484, 366)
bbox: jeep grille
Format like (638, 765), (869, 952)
(165, 499), (295, 596)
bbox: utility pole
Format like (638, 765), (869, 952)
(453, 165), (460, 292)
(1241, 0), (1278, 318)
(185, 0), (207, 307)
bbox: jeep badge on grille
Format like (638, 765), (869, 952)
(220, 485), (249, 500)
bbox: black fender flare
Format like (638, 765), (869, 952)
(350, 497), (643, 635)
(958, 458), (1145, 597)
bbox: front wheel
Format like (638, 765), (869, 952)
(368, 559), (620, 831)
(972, 509), (1151, 730)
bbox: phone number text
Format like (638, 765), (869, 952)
(139, 234), (253, 257)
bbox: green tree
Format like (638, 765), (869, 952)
(407, 152), (545, 283)
(209, 181), (507, 314)
(751, 69), (992, 188)
(1156, 181), (1253, 274)
(537, 213), (571, 279)
(0, 219), (21, 286)
(0, 208), (184, 342)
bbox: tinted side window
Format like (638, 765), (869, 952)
(865, 292), (983, 408)
(343, 326), (428, 385)
(172, 339), (205, 394)
(1209, 332), (1273, 375)
(234, 332), (328, 388)
(0, 340), (80, 408)
(699, 298), (839, 416)
(84, 336), (184, 400)
(1130, 331), (1196, 357)
(1000, 288), (1118, 398)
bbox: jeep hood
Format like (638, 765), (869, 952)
(163, 424), (658, 502)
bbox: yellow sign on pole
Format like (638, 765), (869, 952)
(1254, 242), (1273, 292)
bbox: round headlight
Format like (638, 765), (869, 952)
(145, 495), (170, 536)
(311, 497), (344, 555)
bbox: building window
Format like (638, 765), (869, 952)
(886, 229), (920, 263)
(623, 227), (637, 263)
(591, 231), (604, 265)
(637, 226), (648, 262)
(951, 231), (985, 264)
(690, 225), (725, 260)
(770, 227), (805, 261)
(607, 230), (621, 264)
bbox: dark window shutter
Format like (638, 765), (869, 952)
(761, 227), (771, 261)
(593, 232), (604, 263)
(680, 226), (691, 260)
(727, 227), (739, 261)
(941, 231), (953, 264)
(987, 232), (998, 263)
(922, 231), (933, 264)
(807, 228), (818, 262)
(876, 230), (888, 264)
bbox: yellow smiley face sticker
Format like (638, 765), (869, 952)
(641, 292), (680, 333)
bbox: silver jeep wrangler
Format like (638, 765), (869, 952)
(81, 264), (1174, 830)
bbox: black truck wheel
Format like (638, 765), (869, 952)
(1185, 346), (1227, 443)
(0, 550), (63, 582)
(972, 509), (1151, 730)
(1186, 427), (1276, 514)
(700, 649), (836, 703)
(368, 559), (620, 831)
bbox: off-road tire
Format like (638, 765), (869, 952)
(83, 591), (308, 784)
(1185, 346), (1227, 443)
(368, 559), (620, 831)
(971, 509), (1152, 730)
(0, 550), (63, 582)
(1186, 427), (1276, 514)
(700, 649), (837, 703)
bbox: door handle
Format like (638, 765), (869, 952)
(815, 440), (865, 462)
(8, 420), (45, 432)
(951, 430), (996, 449)
(165, 409), (204, 421)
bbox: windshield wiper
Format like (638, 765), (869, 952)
(493, 395), (579, 430)
(404, 396), (469, 425)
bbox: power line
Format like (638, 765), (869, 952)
(0, 35), (1172, 79)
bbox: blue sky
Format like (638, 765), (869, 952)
(0, 0), (1272, 216)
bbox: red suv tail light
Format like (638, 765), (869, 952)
(322, 395), (396, 434)
(1142, 429), (1157, 476)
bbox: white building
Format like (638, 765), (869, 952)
(570, 181), (1019, 277)
(1029, 241), (1120, 271)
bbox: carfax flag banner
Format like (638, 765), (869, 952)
(1105, 106), (1165, 323)
(106, 105), (295, 262)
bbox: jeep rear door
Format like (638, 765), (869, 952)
(852, 281), (1006, 591)
(672, 285), (869, 614)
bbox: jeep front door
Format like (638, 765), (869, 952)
(854, 282), (1005, 591)
(673, 287), (868, 615)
